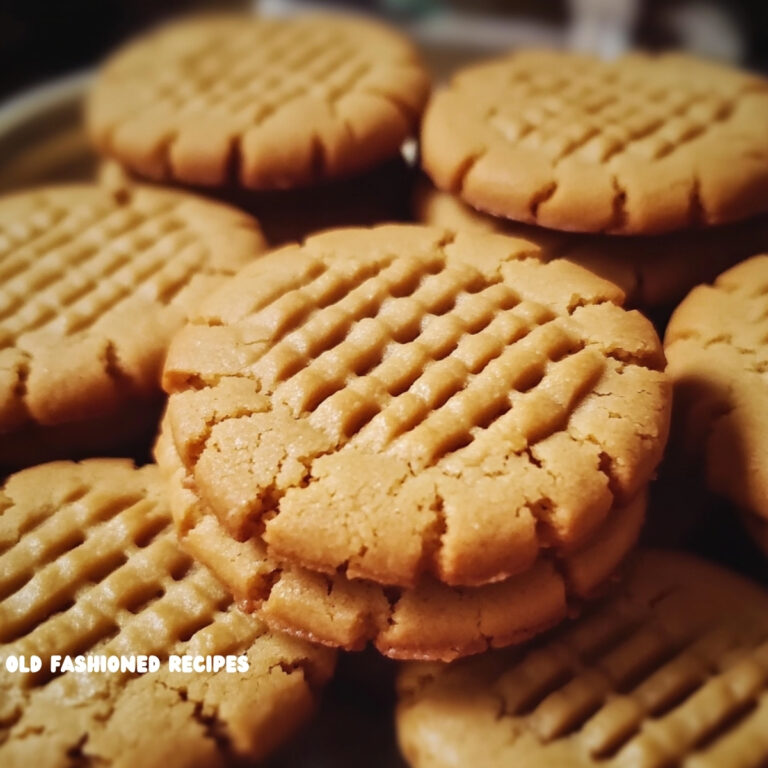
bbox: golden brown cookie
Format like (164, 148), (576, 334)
(0, 460), (335, 767)
(161, 224), (670, 589)
(87, 14), (430, 189)
(422, 50), (768, 234)
(415, 179), (768, 310)
(157, 416), (648, 661)
(665, 255), (768, 550)
(396, 550), (768, 768)
(0, 183), (264, 468)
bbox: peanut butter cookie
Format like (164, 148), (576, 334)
(422, 50), (768, 234)
(162, 225), (669, 589)
(88, 14), (429, 189)
(0, 460), (335, 767)
(0, 183), (264, 467)
(397, 550), (768, 768)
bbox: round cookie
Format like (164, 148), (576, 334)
(665, 255), (768, 550)
(415, 179), (768, 310)
(0, 183), (265, 467)
(156, 416), (648, 661)
(161, 224), (670, 589)
(422, 50), (768, 234)
(87, 14), (430, 189)
(0, 459), (335, 767)
(396, 550), (768, 768)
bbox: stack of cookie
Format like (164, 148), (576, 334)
(417, 49), (768, 314)
(156, 223), (670, 661)
(86, 13), (431, 245)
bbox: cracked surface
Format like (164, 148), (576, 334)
(87, 14), (430, 189)
(421, 50), (768, 234)
(415, 179), (768, 310)
(157, 417), (648, 661)
(0, 183), (264, 466)
(396, 550), (768, 768)
(665, 255), (768, 531)
(161, 225), (669, 589)
(0, 460), (335, 767)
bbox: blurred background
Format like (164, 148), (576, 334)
(2, 0), (768, 102)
